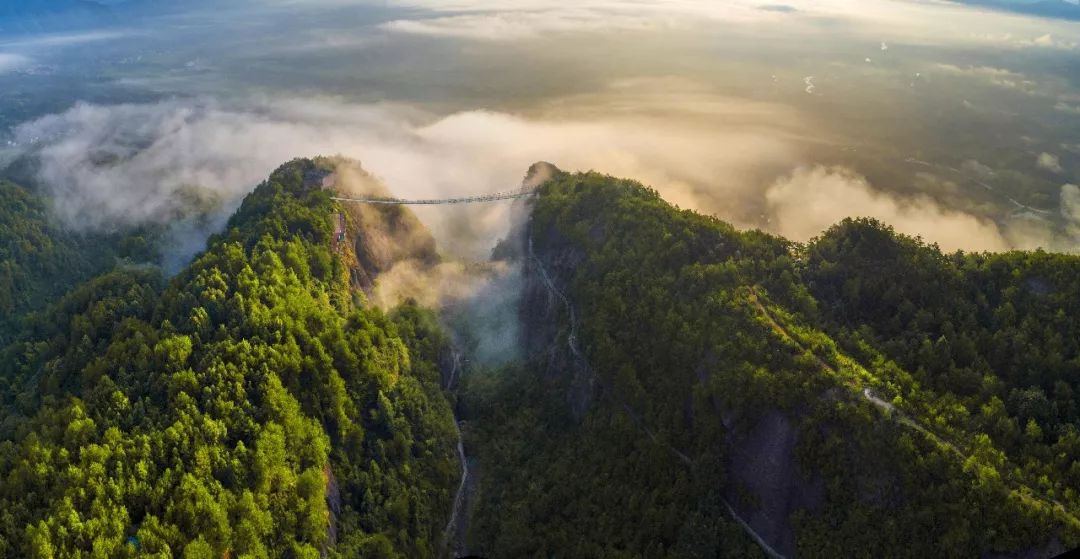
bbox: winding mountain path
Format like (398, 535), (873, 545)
(747, 288), (1078, 526)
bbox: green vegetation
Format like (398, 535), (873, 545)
(0, 160), (458, 557)
(803, 218), (1080, 536)
(2, 160), (1079, 558)
(0, 180), (154, 346)
(462, 172), (1080, 557)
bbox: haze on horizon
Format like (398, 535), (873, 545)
(2, 0), (1080, 260)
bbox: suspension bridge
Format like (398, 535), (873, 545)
(331, 186), (538, 205)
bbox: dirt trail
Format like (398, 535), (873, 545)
(748, 291), (965, 457)
(747, 289), (1078, 525)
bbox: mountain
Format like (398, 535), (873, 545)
(0, 158), (459, 557)
(460, 170), (1080, 557)
(0, 179), (154, 346)
(0, 157), (1078, 557)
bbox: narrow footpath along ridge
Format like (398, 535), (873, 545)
(747, 288), (1080, 529)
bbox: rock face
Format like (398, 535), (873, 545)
(517, 189), (599, 418)
(725, 410), (825, 558)
(519, 234), (594, 418)
(522, 161), (560, 191)
(315, 157), (440, 294)
(982, 539), (1068, 559)
(323, 465), (341, 551)
(345, 202), (439, 293)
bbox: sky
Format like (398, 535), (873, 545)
(1, 0), (1080, 260)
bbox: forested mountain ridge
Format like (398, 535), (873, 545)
(0, 180), (153, 347)
(1, 157), (1079, 558)
(461, 171), (1080, 557)
(0, 158), (459, 557)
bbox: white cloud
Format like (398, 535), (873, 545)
(375, 0), (800, 40)
(14, 90), (809, 259)
(933, 63), (1036, 91)
(764, 166), (1010, 251)
(379, 10), (660, 40)
(17, 78), (1060, 263)
(0, 31), (127, 49)
(373, 0), (1080, 50)
(372, 0), (854, 41)
(1055, 101), (1080, 114)
(1063, 184), (1080, 241)
(1037, 152), (1063, 174)
(0, 53), (30, 73)
(1026, 33), (1078, 50)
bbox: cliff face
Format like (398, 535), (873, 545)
(343, 201), (439, 293)
(520, 230), (594, 417)
(311, 157), (440, 295)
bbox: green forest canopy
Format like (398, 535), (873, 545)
(462, 171), (1080, 558)
(0, 159), (1078, 557)
(0, 159), (458, 558)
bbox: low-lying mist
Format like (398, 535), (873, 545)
(13, 85), (1078, 276)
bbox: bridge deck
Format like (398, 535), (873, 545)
(331, 188), (536, 205)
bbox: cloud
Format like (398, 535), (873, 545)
(15, 86), (812, 259)
(0, 31), (127, 49)
(371, 258), (523, 366)
(1055, 101), (1080, 114)
(968, 31), (1080, 51)
(15, 77), (1049, 268)
(373, 0), (889, 41)
(377, 0), (803, 40)
(1026, 33), (1078, 50)
(933, 63), (1036, 91)
(1009, 184), (1080, 253)
(370, 0), (1080, 52)
(0, 53), (30, 73)
(1037, 152), (1063, 174)
(374, 260), (475, 309)
(960, 159), (995, 180)
(1064, 184), (1080, 241)
(764, 166), (1010, 251)
(379, 10), (659, 40)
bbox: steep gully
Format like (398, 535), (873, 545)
(526, 237), (784, 559)
(441, 350), (470, 559)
